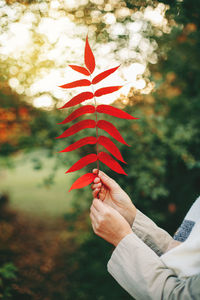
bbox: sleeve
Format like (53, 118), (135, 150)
(107, 233), (200, 300)
(132, 209), (177, 256)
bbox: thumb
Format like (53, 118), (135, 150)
(93, 169), (119, 192)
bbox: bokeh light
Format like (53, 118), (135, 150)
(0, 0), (170, 108)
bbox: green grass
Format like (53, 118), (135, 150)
(0, 150), (76, 217)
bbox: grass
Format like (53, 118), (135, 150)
(0, 150), (76, 217)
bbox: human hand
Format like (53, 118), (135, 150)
(91, 169), (137, 226)
(90, 198), (132, 246)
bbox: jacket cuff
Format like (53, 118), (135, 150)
(132, 210), (173, 256)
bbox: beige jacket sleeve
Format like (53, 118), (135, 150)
(107, 210), (200, 300)
(132, 209), (177, 256)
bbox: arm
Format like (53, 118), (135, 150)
(108, 233), (200, 300)
(90, 198), (200, 300)
(91, 170), (179, 256)
(132, 209), (181, 256)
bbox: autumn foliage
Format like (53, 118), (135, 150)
(0, 102), (30, 150)
(57, 36), (138, 191)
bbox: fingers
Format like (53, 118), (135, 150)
(93, 176), (100, 184)
(91, 176), (102, 191)
(90, 206), (98, 230)
(91, 182), (102, 190)
(92, 169), (99, 175)
(90, 202), (99, 215)
(92, 188), (100, 198)
(92, 198), (104, 212)
(93, 169), (118, 191)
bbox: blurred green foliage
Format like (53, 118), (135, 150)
(0, 263), (17, 299)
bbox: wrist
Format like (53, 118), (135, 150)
(113, 228), (132, 247)
(125, 205), (137, 226)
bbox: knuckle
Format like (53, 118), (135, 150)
(93, 198), (98, 205)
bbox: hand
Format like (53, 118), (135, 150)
(90, 198), (132, 246)
(91, 169), (137, 226)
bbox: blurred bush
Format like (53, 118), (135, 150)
(0, 263), (17, 299)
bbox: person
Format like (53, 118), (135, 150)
(90, 169), (200, 299)
(160, 196), (200, 279)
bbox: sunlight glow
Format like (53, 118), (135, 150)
(144, 3), (167, 26)
(0, 23), (31, 58)
(33, 95), (53, 108)
(0, 0), (169, 108)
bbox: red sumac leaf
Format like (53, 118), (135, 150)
(58, 105), (95, 124)
(97, 136), (126, 163)
(97, 120), (129, 146)
(59, 92), (94, 109)
(69, 173), (97, 192)
(98, 152), (127, 175)
(66, 154), (97, 173)
(96, 105), (139, 119)
(69, 65), (90, 76)
(59, 79), (91, 89)
(56, 119), (96, 139)
(85, 36), (95, 74)
(60, 136), (97, 152)
(94, 86), (122, 97)
(92, 66), (120, 84)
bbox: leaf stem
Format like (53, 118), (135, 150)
(90, 75), (99, 175)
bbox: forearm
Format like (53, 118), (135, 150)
(108, 233), (200, 300)
(132, 209), (175, 256)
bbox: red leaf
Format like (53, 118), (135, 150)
(97, 136), (126, 163)
(97, 120), (129, 146)
(96, 105), (139, 119)
(92, 66), (120, 84)
(60, 136), (97, 152)
(84, 36), (95, 74)
(59, 79), (91, 89)
(58, 105), (95, 124)
(59, 92), (94, 109)
(69, 65), (90, 76)
(94, 86), (122, 97)
(56, 119), (96, 139)
(66, 154), (97, 173)
(69, 173), (96, 192)
(98, 152), (127, 175)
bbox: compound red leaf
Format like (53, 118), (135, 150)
(97, 136), (126, 163)
(60, 136), (97, 152)
(69, 65), (90, 76)
(58, 105), (95, 124)
(96, 105), (139, 119)
(69, 173), (97, 192)
(94, 86), (122, 97)
(59, 79), (91, 89)
(97, 120), (129, 146)
(59, 92), (94, 109)
(84, 36), (95, 74)
(66, 153), (97, 173)
(56, 119), (96, 139)
(98, 152), (127, 175)
(92, 66), (120, 84)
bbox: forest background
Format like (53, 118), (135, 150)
(0, 0), (200, 299)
